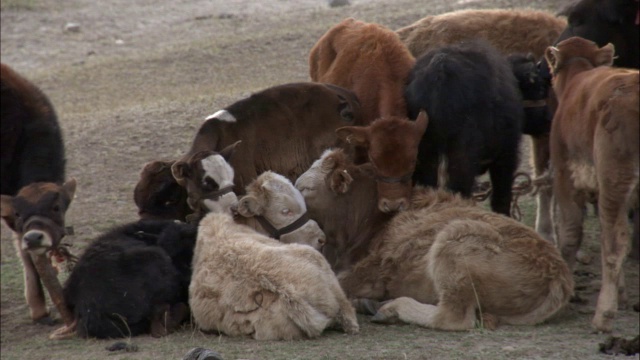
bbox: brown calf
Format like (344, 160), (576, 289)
(309, 18), (415, 125)
(335, 112), (428, 213)
(1, 179), (76, 327)
(545, 36), (639, 332)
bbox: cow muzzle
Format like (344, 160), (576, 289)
(20, 216), (63, 253)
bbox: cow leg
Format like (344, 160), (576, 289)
(630, 209), (639, 261)
(531, 135), (554, 242)
(14, 238), (50, 323)
(445, 146), (475, 198)
(552, 171), (585, 270)
(413, 142), (440, 188)
(150, 302), (189, 337)
(372, 297), (476, 331)
(488, 152), (519, 217)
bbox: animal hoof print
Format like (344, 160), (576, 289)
(182, 347), (224, 360)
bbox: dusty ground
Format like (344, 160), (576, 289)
(1, 0), (638, 359)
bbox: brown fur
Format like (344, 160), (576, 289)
(334, 112), (428, 213)
(309, 18), (415, 125)
(0, 179), (76, 324)
(297, 149), (573, 330)
(189, 212), (359, 340)
(133, 160), (190, 221)
(396, 9), (566, 59)
(545, 37), (640, 332)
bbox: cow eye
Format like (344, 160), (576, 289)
(281, 208), (291, 215)
(52, 204), (60, 212)
(203, 177), (219, 191)
(14, 211), (21, 219)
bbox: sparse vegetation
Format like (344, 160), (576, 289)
(1, 0), (638, 359)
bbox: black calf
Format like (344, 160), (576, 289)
(63, 220), (196, 338)
(405, 39), (524, 216)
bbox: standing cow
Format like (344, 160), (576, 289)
(1, 63), (69, 325)
(404, 39), (524, 216)
(309, 18), (415, 125)
(545, 36), (639, 332)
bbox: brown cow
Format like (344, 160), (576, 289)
(545, 36), (639, 332)
(163, 82), (361, 219)
(1, 179), (76, 326)
(396, 9), (567, 240)
(335, 112), (428, 213)
(133, 160), (190, 221)
(295, 149), (573, 330)
(309, 18), (415, 125)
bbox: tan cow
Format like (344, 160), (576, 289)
(309, 18), (415, 126)
(190, 171), (357, 339)
(396, 8), (567, 241)
(296, 149), (573, 330)
(545, 36), (639, 332)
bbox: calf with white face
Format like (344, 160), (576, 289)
(171, 142), (239, 221)
(206, 171), (325, 251)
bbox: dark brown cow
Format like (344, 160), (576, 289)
(133, 160), (190, 222)
(309, 18), (415, 126)
(295, 149), (573, 331)
(1, 180), (76, 327)
(164, 82), (361, 217)
(335, 112), (428, 213)
(1, 63), (72, 327)
(545, 36), (639, 332)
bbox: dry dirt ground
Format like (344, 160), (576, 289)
(1, 0), (639, 359)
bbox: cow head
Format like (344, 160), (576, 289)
(1, 179), (76, 254)
(233, 171), (325, 250)
(134, 160), (191, 222)
(507, 53), (552, 136)
(171, 141), (240, 217)
(545, 37), (615, 74)
(335, 111), (428, 213)
(556, 0), (638, 69)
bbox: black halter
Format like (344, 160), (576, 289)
(255, 212), (311, 240)
(200, 185), (235, 201)
(375, 172), (413, 184)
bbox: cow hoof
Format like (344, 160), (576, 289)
(105, 341), (139, 352)
(34, 315), (57, 326)
(182, 347), (224, 360)
(49, 322), (77, 340)
(351, 298), (382, 315)
(576, 250), (592, 264)
(370, 308), (400, 325)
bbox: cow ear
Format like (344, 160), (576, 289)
(595, 43), (615, 67)
(0, 195), (16, 231)
(336, 126), (369, 148)
(544, 46), (560, 74)
(414, 110), (429, 140)
(171, 161), (190, 186)
(219, 140), (241, 162)
(329, 168), (353, 194)
(337, 95), (355, 123)
(62, 178), (77, 205)
(236, 195), (263, 217)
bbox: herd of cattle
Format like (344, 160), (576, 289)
(0, 0), (638, 344)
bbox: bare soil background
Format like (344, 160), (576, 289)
(1, 0), (638, 359)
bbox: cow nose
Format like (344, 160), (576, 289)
(24, 232), (44, 248)
(379, 198), (408, 213)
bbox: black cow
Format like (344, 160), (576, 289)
(61, 220), (197, 339)
(405, 39), (524, 216)
(1, 63), (65, 195)
(508, 53), (552, 137)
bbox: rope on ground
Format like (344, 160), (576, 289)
(472, 171), (542, 221)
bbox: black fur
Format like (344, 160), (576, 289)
(0, 63), (65, 195)
(63, 219), (197, 339)
(405, 39), (524, 216)
(507, 53), (552, 136)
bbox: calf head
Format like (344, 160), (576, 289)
(235, 171), (326, 250)
(1, 179), (76, 254)
(134, 160), (190, 221)
(336, 111), (428, 213)
(507, 53), (552, 136)
(171, 142), (240, 217)
(545, 37), (615, 75)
